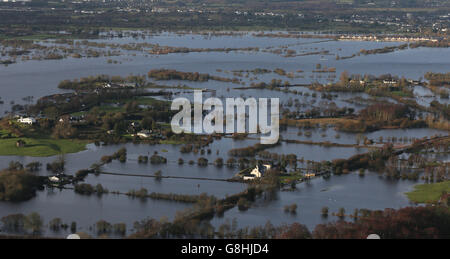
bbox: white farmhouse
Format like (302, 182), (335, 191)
(17, 117), (36, 125)
(243, 163), (271, 180)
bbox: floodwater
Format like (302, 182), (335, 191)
(211, 171), (418, 231)
(0, 32), (448, 237)
(1, 32), (449, 115)
(0, 188), (192, 237)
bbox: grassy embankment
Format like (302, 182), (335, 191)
(406, 181), (450, 204)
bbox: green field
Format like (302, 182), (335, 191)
(406, 181), (450, 204)
(0, 138), (88, 157)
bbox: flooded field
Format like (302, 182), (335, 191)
(1, 33), (449, 115)
(0, 31), (448, 238)
(211, 171), (417, 230)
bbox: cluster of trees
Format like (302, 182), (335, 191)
(147, 69), (236, 83)
(249, 79), (290, 89)
(74, 183), (108, 196)
(126, 188), (149, 199)
(74, 169), (93, 182)
(283, 204), (298, 214)
(52, 121), (78, 139)
(332, 143), (395, 173)
(312, 206), (450, 239)
(224, 157), (245, 169)
(1, 212), (43, 234)
(214, 158), (224, 167)
(7, 161), (42, 172)
(425, 72), (450, 86)
(110, 147), (127, 163)
(99, 147), (129, 165)
(46, 157), (65, 173)
(430, 100), (450, 120)
(232, 68), (272, 75)
(321, 207), (329, 217)
(410, 40), (450, 49)
(237, 197), (251, 211)
(360, 103), (412, 122)
(384, 155), (421, 180)
(0, 169), (44, 202)
(359, 43), (408, 56)
(96, 220), (127, 236)
(336, 103), (424, 133)
(58, 75), (146, 90)
(48, 217), (72, 233)
(282, 105), (354, 120)
(258, 151), (297, 167)
(150, 152), (167, 164)
(228, 143), (280, 157)
(197, 157), (209, 167)
(148, 69), (211, 81)
(138, 155), (149, 164)
(420, 164), (449, 183)
(179, 137), (215, 154)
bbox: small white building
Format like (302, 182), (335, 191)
(137, 130), (152, 138)
(243, 163), (271, 180)
(49, 176), (60, 183)
(17, 117), (36, 125)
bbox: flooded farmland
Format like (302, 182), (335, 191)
(0, 31), (448, 238)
